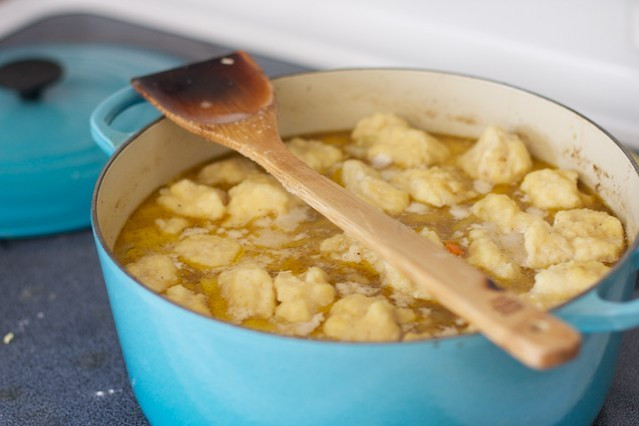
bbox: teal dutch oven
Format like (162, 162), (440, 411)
(90, 69), (639, 425)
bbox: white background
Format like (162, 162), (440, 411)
(1, 0), (638, 147)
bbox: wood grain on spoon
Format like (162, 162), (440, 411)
(131, 51), (581, 369)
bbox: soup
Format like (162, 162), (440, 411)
(114, 113), (626, 342)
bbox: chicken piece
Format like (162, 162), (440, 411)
(323, 294), (402, 342)
(157, 179), (226, 220)
(218, 264), (275, 322)
(274, 267), (336, 323)
(520, 169), (583, 210)
(226, 174), (294, 226)
(341, 159), (409, 214)
(459, 126), (532, 184)
(553, 209), (625, 263)
(525, 261), (610, 309)
(126, 254), (179, 292)
(165, 284), (210, 316)
(174, 234), (242, 268)
(285, 137), (344, 172)
(197, 157), (259, 186)
(392, 166), (476, 207)
(467, 228), (521, 280)
(352, 113), (449, 168)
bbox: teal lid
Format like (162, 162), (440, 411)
(0, 44), (182, 238)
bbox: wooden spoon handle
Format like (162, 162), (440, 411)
(261, 143), (580, 370)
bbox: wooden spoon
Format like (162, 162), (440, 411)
(131, 51), (580, 369)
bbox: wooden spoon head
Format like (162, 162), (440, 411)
(131, 51), (273, 126)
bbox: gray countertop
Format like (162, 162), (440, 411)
(0, 13), (637, 426)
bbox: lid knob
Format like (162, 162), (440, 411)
(0, 58), (63, 101)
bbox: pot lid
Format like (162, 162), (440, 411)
(0, 44), (182, 237)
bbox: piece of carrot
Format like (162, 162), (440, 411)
(444, 241), (465, 256)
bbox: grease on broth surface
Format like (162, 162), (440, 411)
(115, 113), (626, 342)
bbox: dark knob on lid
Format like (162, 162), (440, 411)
(0, 58), (63, 101)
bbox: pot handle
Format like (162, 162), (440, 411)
(90, 86), (151, 155)
(559, 249), (639, 333)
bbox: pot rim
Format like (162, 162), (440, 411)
(91, 67), (639, 346)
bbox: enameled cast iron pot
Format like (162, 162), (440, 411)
(90, 69), (639, 426)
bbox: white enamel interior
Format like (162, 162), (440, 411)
(95, 70), (639, 254)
